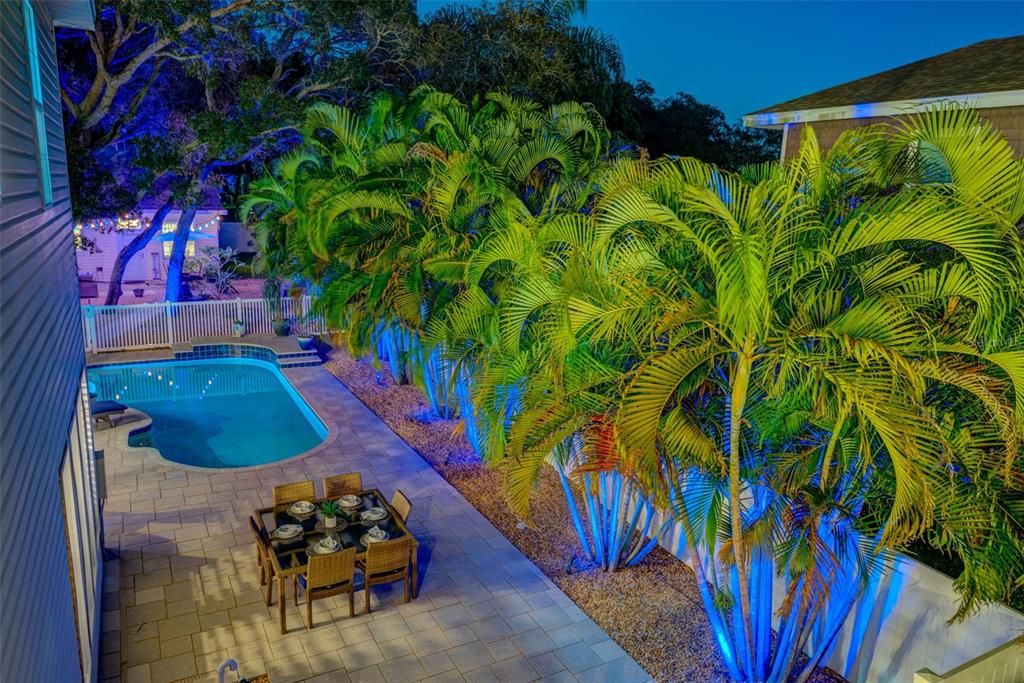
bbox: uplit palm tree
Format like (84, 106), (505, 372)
(246, 96), (1024, 682)
(568, 106), (1024, 681)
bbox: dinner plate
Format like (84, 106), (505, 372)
(360, 530), (390, 545)
(360, 507), (387, 522)
(310, 539), (340, 555)
(273, 524), (303, 539)
(338, 495), (361, 508)
(289, 501), (315, 515)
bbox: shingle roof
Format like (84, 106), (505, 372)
(748, 36), (1024, 116)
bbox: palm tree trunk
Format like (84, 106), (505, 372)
(729, 344), (756, 679)
(102, 200), (173, 305)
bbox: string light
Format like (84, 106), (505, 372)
(189, 216), (222, 232)
(76, 214), (222, 232)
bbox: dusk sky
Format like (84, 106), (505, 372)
(418, 1), (1024, 122)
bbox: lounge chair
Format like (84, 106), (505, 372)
(90, 398), (128, 427)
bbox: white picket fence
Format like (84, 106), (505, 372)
(82, 296), (327, 352)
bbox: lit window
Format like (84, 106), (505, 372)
(22, 0), (52, 206)
(162, 222), (194, 258)
(163, 241), (195, 258)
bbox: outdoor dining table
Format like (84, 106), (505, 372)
(255, 488), (419, 633)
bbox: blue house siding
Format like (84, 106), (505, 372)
(0, 1), (100, 681)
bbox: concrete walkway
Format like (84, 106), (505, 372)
(96, 362), (652, 683)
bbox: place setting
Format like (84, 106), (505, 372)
(359, 506), (388, 524)
(336, 493), (363, 511)
(270, 523), (304, 543)
(307, 534), (344, 556)
(359, 524), (390, 548)
(287, 499), (316, 519)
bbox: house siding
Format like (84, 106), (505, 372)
(0, 1), (101, 682)
(780, 104), (1024, 159)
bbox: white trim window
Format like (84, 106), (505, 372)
(21, 0), (52, 206)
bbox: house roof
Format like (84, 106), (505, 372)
(746, 36), (1024, 121)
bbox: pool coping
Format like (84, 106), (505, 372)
(87, 340), (321, 370)
(91, 356), (334, 473)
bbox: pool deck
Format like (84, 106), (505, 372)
(94, 359), (651, 682)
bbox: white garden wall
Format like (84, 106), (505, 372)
(654, 510), (1024, 682)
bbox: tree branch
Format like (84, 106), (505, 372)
(79, 0), (254, 130)
(61, 87), (81, 119)
(95, 57), (165, 148)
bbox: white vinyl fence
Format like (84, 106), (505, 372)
(82, 297), (327, 352)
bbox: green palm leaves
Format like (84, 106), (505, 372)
(247, 96), (1024, 679)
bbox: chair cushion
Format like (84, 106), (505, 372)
(92, 400), (127, 415)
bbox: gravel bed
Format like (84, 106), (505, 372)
(323, 347), (846, 683)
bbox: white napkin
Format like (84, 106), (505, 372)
(361, 507), (385, 521)
(367, 525), (387, 541)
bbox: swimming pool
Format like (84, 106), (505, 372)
(88, 358), (327, 468)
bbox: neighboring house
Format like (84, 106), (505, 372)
(0, 1), (103, 682)
(76, 208), (224, 303)
(744, 36), (1024, 159)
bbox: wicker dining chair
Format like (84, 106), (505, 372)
(248, 516), (291, 606)
(295, 547), (358, 629)
(248, 516), (267, 587)
(360, 536), (412, 613)
(323, 472), (363, 499)
(390, 489), (412, 524)
(273, 480), (315, 506)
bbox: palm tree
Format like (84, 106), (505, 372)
(567, 106), (1024, 680)
(245, 95), (1024, 681)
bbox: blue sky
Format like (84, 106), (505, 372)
(417, 1), (1024, 122)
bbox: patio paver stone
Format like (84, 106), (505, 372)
(95, 362), (651, 682)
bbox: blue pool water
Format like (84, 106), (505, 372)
(88, 358), (327, 468)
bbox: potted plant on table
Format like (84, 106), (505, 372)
(320, 500), (342, 529)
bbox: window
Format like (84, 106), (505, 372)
(162, 221), (195, 258)
(21, 0), (52, 206)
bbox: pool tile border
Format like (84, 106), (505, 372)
(87, 342), (321, 370)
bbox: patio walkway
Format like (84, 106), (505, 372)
(96, 362), (652, 683)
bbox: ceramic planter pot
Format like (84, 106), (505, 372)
(297, 335), (315, 350)
(272, 319), (291, 336)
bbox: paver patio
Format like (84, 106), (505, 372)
(95, 362), (652, 683)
